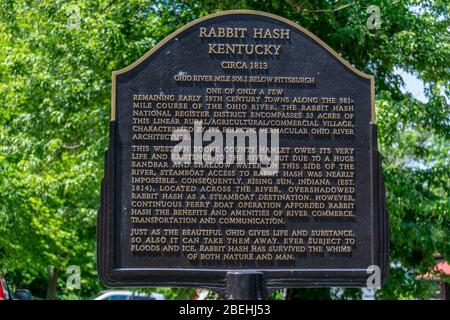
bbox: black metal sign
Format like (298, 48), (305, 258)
(98, 10), (389, 296)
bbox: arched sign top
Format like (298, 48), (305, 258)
(111, 10), (375, 122)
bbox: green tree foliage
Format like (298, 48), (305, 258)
(0, 0), (448, 299)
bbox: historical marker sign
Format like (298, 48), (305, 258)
(98, 10), (389, 292)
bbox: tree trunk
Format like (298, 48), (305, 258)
(46, 266), (58, 300)
(441, 282), (450, 300)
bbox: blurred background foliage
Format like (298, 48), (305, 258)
(0, 0), (448, 299)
